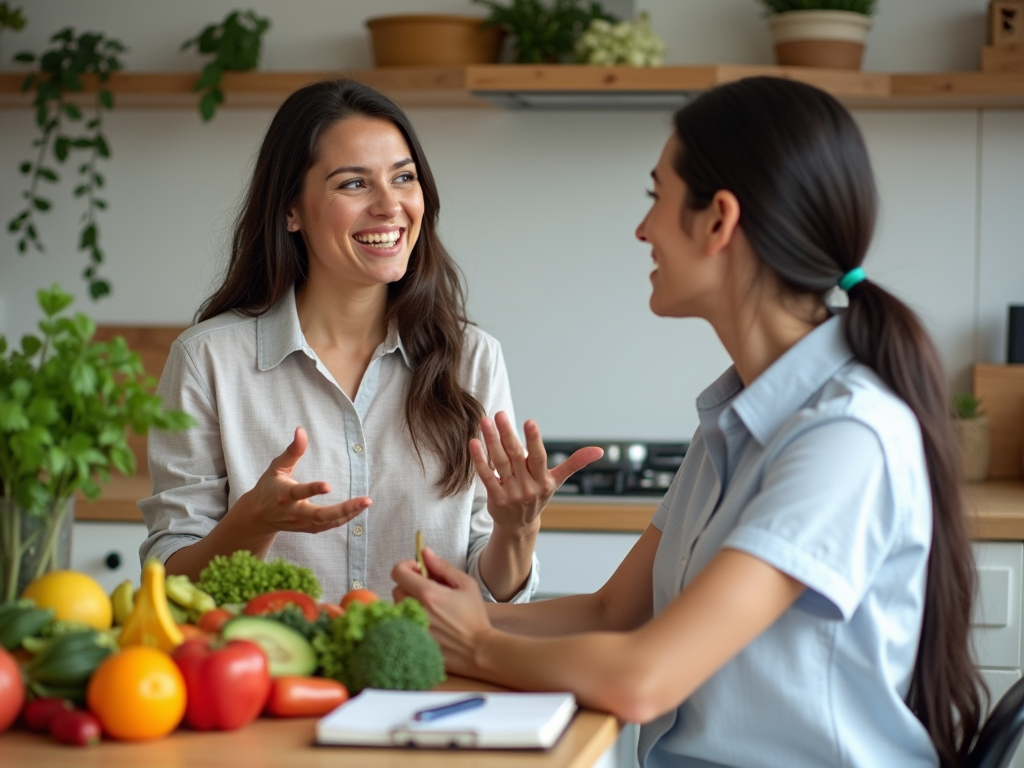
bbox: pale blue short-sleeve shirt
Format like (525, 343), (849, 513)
(639, 316), (936, 768)
(138, 288), (538, 603)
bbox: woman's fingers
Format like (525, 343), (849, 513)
(522, 419), (549, 480)
(471, 438), (503, 494)
(550, 445), (605, 488)
(269, 426), (308, 474)
(480, 416), (512, 480)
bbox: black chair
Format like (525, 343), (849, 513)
(967, 676), (1024, 768)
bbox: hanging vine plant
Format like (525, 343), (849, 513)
(181, 9), (270, 122)
(8, 28), (127, 300)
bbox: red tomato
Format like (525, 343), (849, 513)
(49, 709), (102, 747)
(264, 676), (349, 718)
(244, 590), (319, 622)
(171, 636), (271, 731)
(197, 607), (235, 634)
(178, 623), (207, 640)
(0, 647), (24, 733)
(340, 588), (378, 610)
(22, 697), (73, 732)
(318, 603), (344, 619)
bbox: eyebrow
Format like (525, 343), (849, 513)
(326, 158), (415, 180)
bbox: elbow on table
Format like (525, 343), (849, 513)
(586, 662), (686, 725)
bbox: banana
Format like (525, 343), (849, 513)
(118, 559), (184, 653)
(110, 579), (135, 626)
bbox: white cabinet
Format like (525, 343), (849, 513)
(536, 531), (641, 599)
(972, 540), (1024, 768)
(71, 521), (148, 593)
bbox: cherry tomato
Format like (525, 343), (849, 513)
(340, 588), (378, 610)
(264, 676), (349, 718)
(49, 708), (102, 747)
(197, 608), (235, 634)
(244, 590), (319, 622)
(0, 647), (24, 733)
(23, 697), (73, 733)
(178, 623), (207, 640)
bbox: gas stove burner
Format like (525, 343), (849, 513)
(544, 440), (688, 496)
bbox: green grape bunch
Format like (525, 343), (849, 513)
(575, 11), (666, 67)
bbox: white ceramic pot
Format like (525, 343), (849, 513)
(767, 10), (872, 70)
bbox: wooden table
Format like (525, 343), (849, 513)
(0, 679), (621, 768)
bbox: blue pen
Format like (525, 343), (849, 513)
(412, 695), (486, 722)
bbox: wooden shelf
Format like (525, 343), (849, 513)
(4, 66), (1024, 110)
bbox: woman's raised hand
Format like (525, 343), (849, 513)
(473, 412), (603, 536)
(240, 426), (371, 535)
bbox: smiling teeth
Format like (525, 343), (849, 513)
(355, 231), (400, 247)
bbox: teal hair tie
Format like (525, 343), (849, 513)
(838, 267), (867, 292)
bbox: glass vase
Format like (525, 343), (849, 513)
(0, 497), (75, 603)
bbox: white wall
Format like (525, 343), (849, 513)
(1, 0), (1020, 443)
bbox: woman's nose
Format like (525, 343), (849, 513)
(635, 216), (648, 242)
(370, 186), (402, 217)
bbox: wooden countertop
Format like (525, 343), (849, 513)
(0, 677), (620, 768)
(76, 477), (1024, 540)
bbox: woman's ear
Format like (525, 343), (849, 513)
(705, 190), (741, 254)
(286, 208), (300, 233)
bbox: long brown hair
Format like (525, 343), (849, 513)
(671, 77), (984, 766)
(198, 78), (483, 496)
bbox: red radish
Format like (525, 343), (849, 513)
(49, 709), (102, 747)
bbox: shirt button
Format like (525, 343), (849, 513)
(352, 525), (364, 536)
(353, 444), (363, 453)
(352, 580), (364, 589)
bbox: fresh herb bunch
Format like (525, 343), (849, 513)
(758, 0), (877, 15)
(197, 549), (321, 605)
(8, 29), (127, 300)
(0, 285), (194, 600)
(181, 9), (270, 122)
(473, 0), (618, 64)
(952, 393), (984, 420)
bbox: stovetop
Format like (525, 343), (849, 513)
(544, 440), (688, 496)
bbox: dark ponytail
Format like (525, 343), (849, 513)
(672, 76), (984, 766)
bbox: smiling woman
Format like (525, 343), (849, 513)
(137, 78), (601, 604)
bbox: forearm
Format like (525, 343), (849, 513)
(486, 590), (617, 635)
(163, 493), (276, 581)
(477, 520), (540, 602)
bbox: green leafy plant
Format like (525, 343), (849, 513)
(0, 2), (26, 57)
(0, 284), (194, 601)
(181, 9), (271, 122)
(8, 28), (126, 300)
(952, 393), (985, 420)
(473, 0), (618, 64)
(758, 0), (877, 15)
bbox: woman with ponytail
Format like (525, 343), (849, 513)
(393, 76), (985, 768)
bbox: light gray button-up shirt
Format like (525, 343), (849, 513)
(640, 316), (935, 768)
(139, 288), (538, 603)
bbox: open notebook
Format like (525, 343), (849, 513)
(315, 689), (578, 750)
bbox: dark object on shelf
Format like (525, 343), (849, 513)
(1008, 305), (1024, 363)
(545, 440), (687, 496)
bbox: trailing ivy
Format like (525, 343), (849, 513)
(181, 9), (270, 122)
(8, 28), (126, 300)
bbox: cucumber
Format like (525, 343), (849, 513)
(221, 615), (317, 677)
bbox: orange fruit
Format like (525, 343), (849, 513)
(21, 570), (112, 630)
(341, 588), (378, 609)
(86, 646), (186, 740)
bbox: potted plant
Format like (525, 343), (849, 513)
(473, 0), (619, 64)
(0, 285), (194, 602)
(364, 13), (504, 67)
(952, 392), (990, 483)
(757, 0), (877, 70)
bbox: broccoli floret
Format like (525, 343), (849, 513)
(264, 604), (333, 641)
(312, 598), (428, 684)
(345, 616), (445, 694)
(196, 550), (322, 605)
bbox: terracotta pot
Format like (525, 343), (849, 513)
(365, 14), (504, 67)
(953, 414), (991, 483)
(768, 10), (872, 70)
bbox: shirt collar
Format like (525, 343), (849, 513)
(257, 288), (412, 371)
(733, 314), (854, 445)
(697, 314), (855, 447)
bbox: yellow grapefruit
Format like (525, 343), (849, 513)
(21, 569), (113, 630)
